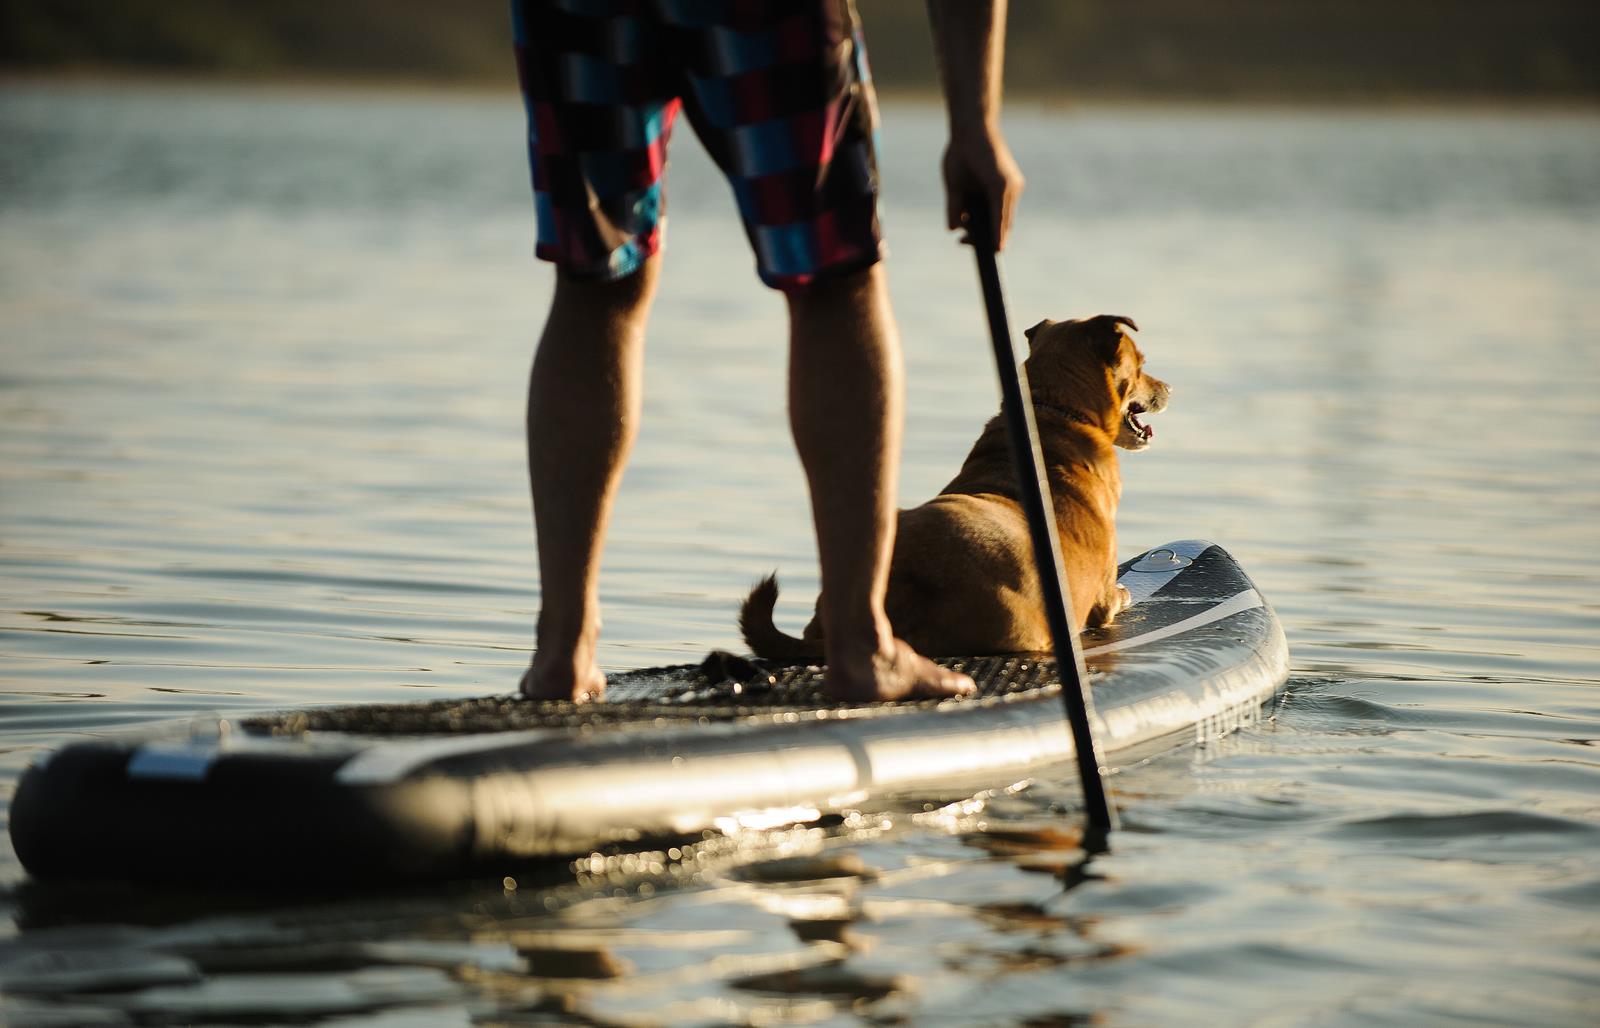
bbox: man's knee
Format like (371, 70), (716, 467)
(785, 264), (885, 324)
(550, 257), (661, 321)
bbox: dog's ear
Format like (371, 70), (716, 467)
(1023, 319), (1053, 351)
(1086, 314), (1138, 362)
(1085, 314), (1138, 336)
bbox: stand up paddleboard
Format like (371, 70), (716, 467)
(10, 539), (1288, 885)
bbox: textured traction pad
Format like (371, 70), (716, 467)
(245, 653), (1065, 737)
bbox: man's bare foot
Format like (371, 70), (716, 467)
(520, 656), (605, 703)
(825, 639), (976, 702)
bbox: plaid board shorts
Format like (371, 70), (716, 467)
(511, 0), (884, 291)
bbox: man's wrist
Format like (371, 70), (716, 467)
(947, 112), (1002, 145)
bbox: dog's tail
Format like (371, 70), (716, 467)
(738, 574), (824, 662)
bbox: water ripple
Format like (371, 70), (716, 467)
(1, 86), (1596, 1025)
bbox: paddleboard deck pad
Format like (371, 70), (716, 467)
(10, 540), (1288, 884)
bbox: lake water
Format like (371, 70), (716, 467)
(1, 80), (1597, 1025)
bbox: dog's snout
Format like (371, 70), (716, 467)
(1145, 378), (1172, 413)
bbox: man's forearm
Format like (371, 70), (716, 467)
(926, 0), (1007, 134)
(925, 0), (1023, 247)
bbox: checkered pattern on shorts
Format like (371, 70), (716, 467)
(512, 0), (884, 291)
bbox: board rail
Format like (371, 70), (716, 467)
(9, 540), (1288, 884)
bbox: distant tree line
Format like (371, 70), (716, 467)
(2, 0), (1596, 100)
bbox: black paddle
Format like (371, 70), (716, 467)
(963, 199), (1118, 837)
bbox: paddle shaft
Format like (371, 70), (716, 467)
(964, 208), (1117, 833)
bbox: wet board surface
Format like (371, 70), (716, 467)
(10, 540), (1288, 884)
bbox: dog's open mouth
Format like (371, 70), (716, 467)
(1125, 403), (1154, 442)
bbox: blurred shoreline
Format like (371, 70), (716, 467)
(4, 69), (1597, 113)
(3, 0), (1595, 105)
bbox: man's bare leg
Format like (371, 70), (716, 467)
(520, 257), (660, 702)
(787, 265), (975, 701)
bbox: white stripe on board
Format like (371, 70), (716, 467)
(127, 744), (219, 781)
(326, 543), (1253, 788)
(125, 730), (355, 781)
(1084, 589), (1263, 658)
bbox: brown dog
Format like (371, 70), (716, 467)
(740, 314), (1169, 659)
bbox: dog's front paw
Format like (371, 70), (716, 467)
(1086, 584), (1132, 629)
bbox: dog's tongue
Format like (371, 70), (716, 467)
(1129, 410), (1153, 440)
